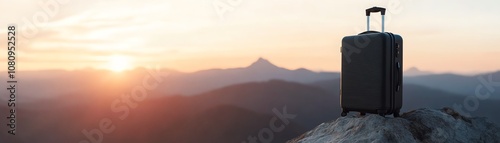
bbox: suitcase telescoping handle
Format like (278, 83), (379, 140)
(366, 7), (386, 32)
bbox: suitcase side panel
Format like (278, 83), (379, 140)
(392, 34), (403, 112)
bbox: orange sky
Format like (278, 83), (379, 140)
(0, 0), (499, 74)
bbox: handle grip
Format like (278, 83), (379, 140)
(366, 7), (386, 32)
(365, 7), (386, 16)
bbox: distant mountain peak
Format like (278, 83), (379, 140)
(295, 68), (311, 72)
(407, 67), (420, 72)
(404, 67), (433, 76)
(248, 57), (279, 69)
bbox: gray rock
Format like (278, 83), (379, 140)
(288, 108), (500, 143)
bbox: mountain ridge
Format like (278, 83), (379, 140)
(1, 57), (498, 101)
(404, 67), (433, 76)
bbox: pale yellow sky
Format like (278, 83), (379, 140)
(0, 0), (499, 74)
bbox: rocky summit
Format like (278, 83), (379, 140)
(288, 108), (500, 143)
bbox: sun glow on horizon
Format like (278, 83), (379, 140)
(107, 55), (133, 72)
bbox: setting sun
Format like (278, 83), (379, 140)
(107, 55), (133, 72)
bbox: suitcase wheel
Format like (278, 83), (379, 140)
(377, 109), (386, 117)
(341, 110), (348, 117)
(393, 110), (400, 118)
(359, 112), (366, 116)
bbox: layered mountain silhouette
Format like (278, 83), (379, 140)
(2, 58), (498, 101)
(163, 57), (340, 95)
(0, 92), (305, 143)
(2, 77), (500, 142)
(1, 58), (499, 142)
(405, 71), (500, 99)
(192, 79), (338, 128)
(1, 58), (341, 102)
(404, 67), (433, 76)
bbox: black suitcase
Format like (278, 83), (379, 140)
(340, 7), (403, 117)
